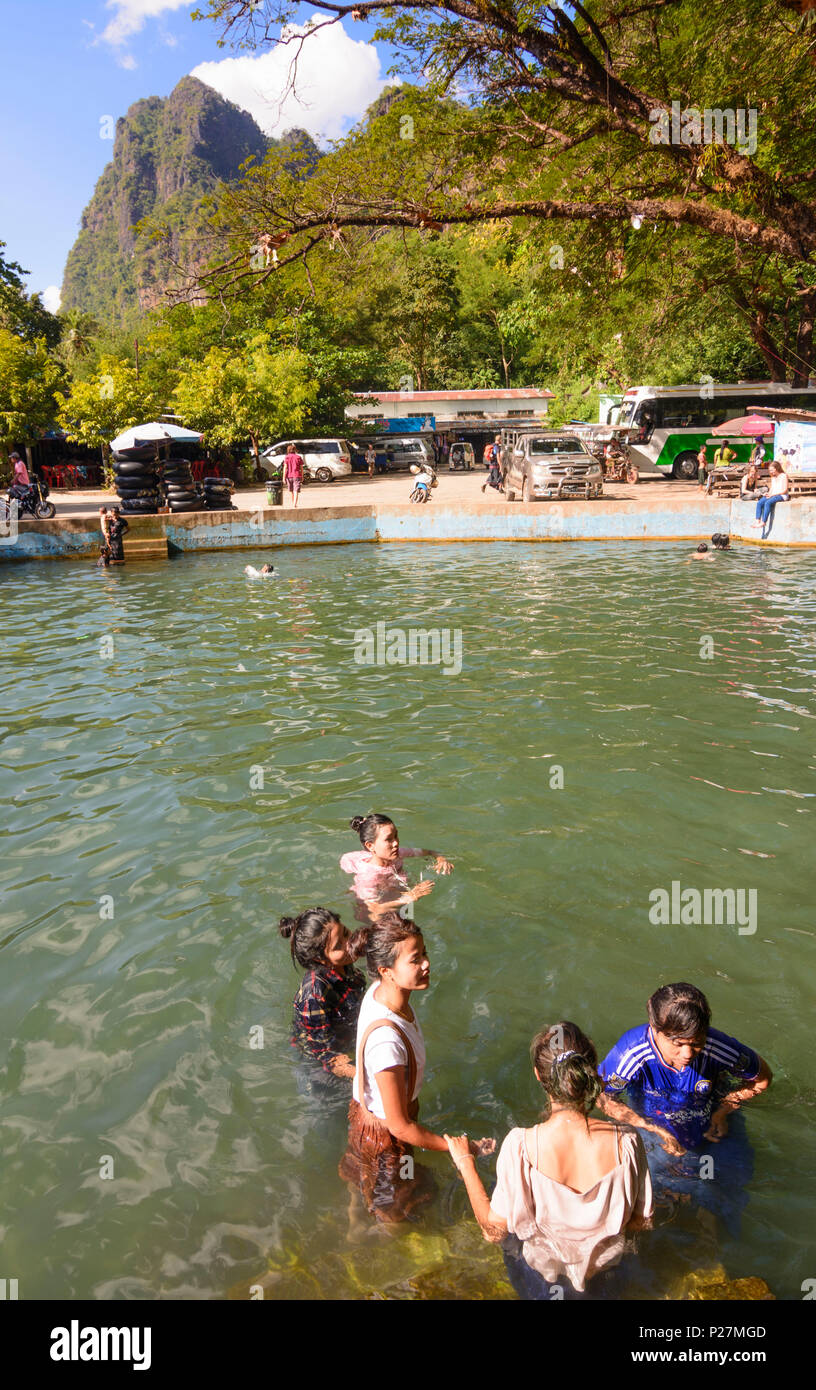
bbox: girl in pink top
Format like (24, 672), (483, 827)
(446, 1021), (653, 1299)
(283, 444), (304, 507)
(340, 812), (453, 922)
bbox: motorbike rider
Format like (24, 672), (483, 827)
(7, 452), (32, 506)
(410, 459), (437, 500)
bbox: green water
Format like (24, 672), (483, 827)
(1, 541), (814, 1300)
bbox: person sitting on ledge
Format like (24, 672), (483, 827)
(753, 460), (790, 533)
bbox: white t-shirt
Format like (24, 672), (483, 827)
(352, 982), (426, 1120)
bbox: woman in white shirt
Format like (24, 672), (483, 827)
(445, 1022), (653, 1299)
(339, 913), (494, 1224)
(754, 460), (790, 531)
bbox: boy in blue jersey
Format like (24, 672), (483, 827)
(598, 982), (772, 1155)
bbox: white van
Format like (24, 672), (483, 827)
(352, 435), (435, 472)
(261, 439), (353, 483)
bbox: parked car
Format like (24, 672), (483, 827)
(350, 436), (435, 472)
(260, 439), (353, 483)
(448, 441), (476, 471)
(504, 433), (604, 501)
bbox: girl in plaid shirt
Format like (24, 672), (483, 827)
(280, 907), (366, 1078)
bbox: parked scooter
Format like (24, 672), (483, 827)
(409, 462), (438, 503)
(2, 474), (56, 520)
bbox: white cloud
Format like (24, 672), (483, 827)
(191, 19), (386, 143)
(119, 53), (138, 69)
(41, 286), (62, 314)
(101, 0), (194, 47)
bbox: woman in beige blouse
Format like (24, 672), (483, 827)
(446, 1022), (653, 1299)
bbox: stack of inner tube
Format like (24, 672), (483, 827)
(162, 458), (201, 513)
(112, 456), (161, 514)
(202, 476), (235, 510)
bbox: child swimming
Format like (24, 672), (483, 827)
(279, 907), (366, 1078)
(340, 813), (453, 922)
(244, 563), (275, 578)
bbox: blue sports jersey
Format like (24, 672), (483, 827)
(599, 1025), (760, 1150)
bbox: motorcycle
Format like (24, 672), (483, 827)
(603, 442), (639, 484)
(409, 463), (438, 503)
(2, 475), (56, 520)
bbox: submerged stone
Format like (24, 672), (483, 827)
(670, 1264), (775, 1301)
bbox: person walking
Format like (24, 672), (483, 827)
(366, 444), (376, 478)
(283, 443), (305, 507)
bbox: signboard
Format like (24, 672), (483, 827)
(774, 421), (816, 476)
(385, 415), (435, 433)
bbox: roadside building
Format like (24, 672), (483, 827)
(345, 387), (553, 461)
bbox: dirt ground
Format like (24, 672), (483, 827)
(46, 470), (708, 519)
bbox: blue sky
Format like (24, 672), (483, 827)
(0, 1), (391, 309)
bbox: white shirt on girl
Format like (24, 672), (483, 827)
(353, 981), (426, 1119)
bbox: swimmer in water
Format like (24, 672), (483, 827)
(340, 813), (453, 923)
(244, 562), (275, 577)
(688, 543), (714, 561)
(711, 533), (731, 550)
(279, 907), (365, 1079)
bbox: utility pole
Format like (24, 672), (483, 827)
(134, 339), (140, 377)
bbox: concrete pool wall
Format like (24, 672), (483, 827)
(1, 496), (814, 562)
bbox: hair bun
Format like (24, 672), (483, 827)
(349, 816), (365, 833)
(278, 916), (296, 939)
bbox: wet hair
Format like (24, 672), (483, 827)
(349, 813), (395, 846)
(647, 982), (711, 1039)
(279, 906), (340, 970)
(529, 1022), (603, 1114)
(711, 533), (730, 550)
(696, 543), (708, 553)
(348, 912), (422, 978)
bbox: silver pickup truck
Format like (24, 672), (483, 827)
(504, 433), (604, 502)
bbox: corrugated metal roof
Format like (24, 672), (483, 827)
(352, 388), (554, 401)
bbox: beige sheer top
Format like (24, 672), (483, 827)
(489, 1124), (654, 1291)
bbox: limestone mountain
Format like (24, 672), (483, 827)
(61, 75), (317, 325)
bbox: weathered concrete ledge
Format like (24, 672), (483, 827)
(2, 496), (814, 562)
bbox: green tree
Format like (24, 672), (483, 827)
(0, 242), (61, 348)
(197, 0), (816, 382)
(55, 356), (164, 463)
(172, 339), (317, 472)
(0, 329), (65, 464)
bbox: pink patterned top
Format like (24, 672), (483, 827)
(340, 848), (424, 905)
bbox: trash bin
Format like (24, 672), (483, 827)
(266, 475), (283, 506)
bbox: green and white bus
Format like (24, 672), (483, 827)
(616, 383), (816, 479)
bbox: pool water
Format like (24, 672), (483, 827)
(1, 541), (814, 1299)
